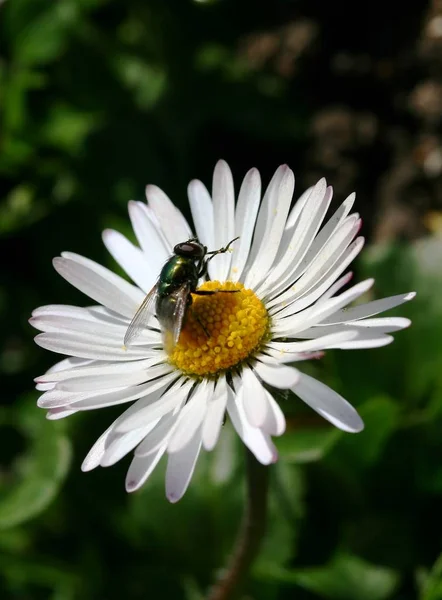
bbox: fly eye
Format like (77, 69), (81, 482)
(176, 243), (193, 254)
(174, 241), (205, 257)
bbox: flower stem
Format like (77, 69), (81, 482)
(206, 449), (270, 600)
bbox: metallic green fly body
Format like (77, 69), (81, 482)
(123, 237), (238, 351)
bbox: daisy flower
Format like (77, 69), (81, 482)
(30, 161), (415, 502)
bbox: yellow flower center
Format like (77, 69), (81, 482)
(169, 281), (269, 377)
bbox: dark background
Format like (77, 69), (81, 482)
(1, 1), (442, 599)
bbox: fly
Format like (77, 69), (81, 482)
(123, 237), (239, 351)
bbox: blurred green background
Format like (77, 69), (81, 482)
(1, 0), (442, 598)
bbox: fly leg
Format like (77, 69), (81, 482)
(192, 290), (238, 296)
(206, 236), (240, 259)
(192, 311), (211, 338)
(191, 289), (238, 338)
(184, 292), (210, 338)
(191, 290), (215, 338)
(198, 236), (240, 279)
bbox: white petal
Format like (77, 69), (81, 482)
(187, 179), (214, 250)
(334, 334), (394, 349)
(81, 424), (114, 471)
(100, 425), (157, 467)
(265, 330), (359, 357)
(285, 185), (315, 229)
(165, 426), (203, 503)
(246, 166), (291, 268)
(128, 200), (171, 262)
(82, 388), (177, 473)
(31, 307), (112, 331)
(285, 214), (360, 292)
(253, 361), (300, 389)
(30, 312), (156, 345)
(125, 446), (166, 492)
(112, 384), (177, 431)
(34, 332), (153, 361)
(145, 185), (192, 248)
(116, 379), (193, 432)
(347, 316), (411, 330)
(229, 168), (261, 282)
(258, 350), (325, 364)
(144, 205), (172, 251)
(53, 253), (144, 318)
(134, 413), (179, 457)
(271, 188), (319, 277)
(292, 372), (364, 433)
(267, 213), (360, 307)
(302, 192), (355, 260)
(73, 371), (177, 410)
(241, 367), (269, 428)
(202, 376), (229, 451)
(38, 361), (166, 408)
(36, 358), (158, 385)
(227, 381), (278, 465)
(38, 387), (121, 409)
(38, 367), (176, 409)
(298, 317), (411, 338)
(266, 185), (342, 297)
(37, 356), (94, 390)
(258, 179), (329, 296)
(245, 166), (295, 289)
(46, 407), (78, 420)
(261, 390), (286, 436)
(168, 380), (212, 454)
(211, 160), (235, 280)
(281, 278), (375, 333)
(287, 208), (359, 287)
(37, 355), (92, 376)
(31, 304), (124, 326)
(102, 229), (156, 293)
(270, 241), (367, 327)
(320, 292), (417, 325)
(56, 369), (155, 392)
(315, 271), (354, 306)
(36, 382), (56, 391)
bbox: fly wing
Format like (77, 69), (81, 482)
(158, 281), (190, 354)
(123, 283), (159, 347)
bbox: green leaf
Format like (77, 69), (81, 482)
(5, 0), (79, 66)
(333, 396), (400, 468)
(2, 68), (46, 134)
(275, 428), (341, 463)
(420, 552), (442, 600)
(0, 551), (78, 598)
(113, 55), (167, 109)
(42, 104), (101, 154)
(257, 553), (400, 600)
(0, 185), (39, 235)
(361, 240), (442, 403)
(182, 577), (204, 600)
(0, 398), (72, 530)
